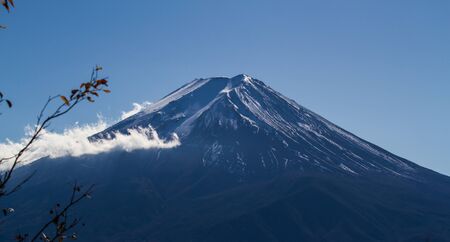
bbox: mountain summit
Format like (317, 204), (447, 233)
(94, 74), (419, 177)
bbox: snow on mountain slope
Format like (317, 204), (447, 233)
(92, 74), (420, 177)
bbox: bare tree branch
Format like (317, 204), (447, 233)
(0, 67), (110, 198)
(0, 67), (110, 241)
(3, 170), (36, 196)
(28, 183), (95, 242)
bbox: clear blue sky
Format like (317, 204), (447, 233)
(1, 0), (449, 174)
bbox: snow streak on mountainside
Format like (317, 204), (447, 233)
(93, 74), (420, 177)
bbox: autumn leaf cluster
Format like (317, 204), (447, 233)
(60, 66), (111, 106)
(1, 0), (14, 12)
(0, 91), (12, 109)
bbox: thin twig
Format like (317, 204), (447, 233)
(30, 184), (94, 242)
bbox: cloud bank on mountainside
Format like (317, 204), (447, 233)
(0, 102), (179, 169)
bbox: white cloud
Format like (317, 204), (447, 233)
(121, 101), (152, 120)
(0, 102), (180, 169)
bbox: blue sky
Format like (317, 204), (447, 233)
(1, 0), (449, 174)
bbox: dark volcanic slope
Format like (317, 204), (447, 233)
(3, 75), (450, 242)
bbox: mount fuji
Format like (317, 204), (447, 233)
(94, 74), (422, 178)
(4, 75), (450, 241)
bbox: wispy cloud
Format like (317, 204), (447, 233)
(121, 101), (152, 120)
(0, 102), (179, 169)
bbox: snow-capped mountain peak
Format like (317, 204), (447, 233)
(93, 75), (419, 177)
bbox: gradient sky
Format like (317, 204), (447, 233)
(1, 0), (449, 174)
